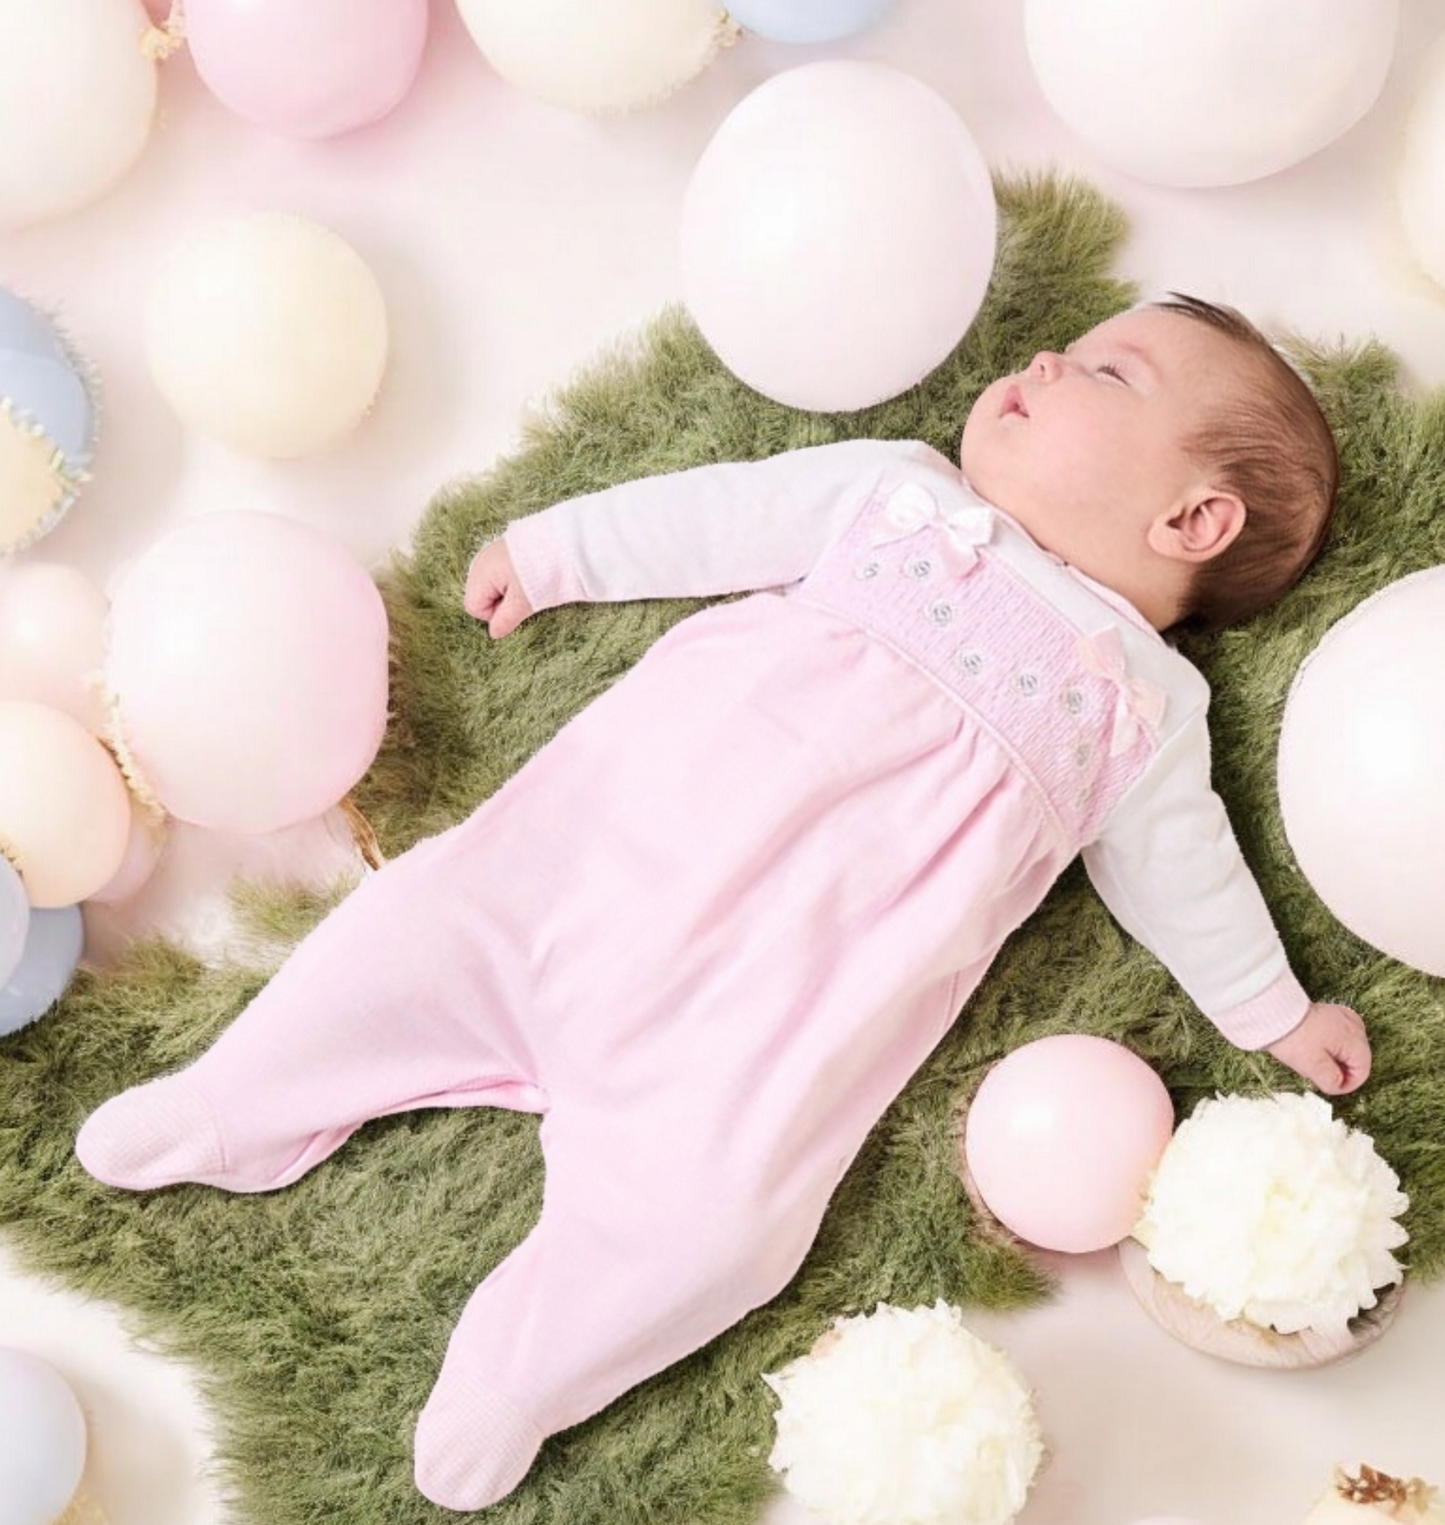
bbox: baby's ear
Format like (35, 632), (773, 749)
(1148, 491), (1246, 564)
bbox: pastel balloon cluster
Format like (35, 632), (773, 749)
(0, 490), (389, 1040)
(0, 1348), (87, 1525)
(0, 291), (97, 554)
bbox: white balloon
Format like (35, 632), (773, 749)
(1399, 37), (1445, 291)
(0, 0), (157, 230)
(681, 62), (996, 411)
(456, 0), (734, 113)
(1024, 0), (1398, 188)
(0, 1348), (87, 1525)
(146, 212), (389, 459)
(1278, 567), (1445, 976)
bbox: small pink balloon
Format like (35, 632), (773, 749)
(105, 512), (389, 835)
(0, 700), (130, 907)
(185, 0), (431, 139)
(87, 798), (167, 906)
(963, 1035), (1175, 1253)
(0, 562), (109, 733)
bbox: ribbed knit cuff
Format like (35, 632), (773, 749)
(1209, 967), (1312, 1050)
(505, 513), (589, 613)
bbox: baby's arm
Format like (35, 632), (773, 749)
(1082, 714), (1371, 1096)
(464, 438), (950, 631)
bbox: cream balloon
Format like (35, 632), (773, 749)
(1024, 0), (1397, 188)
(1399, 37), (1445, 292)
(146, 213), (389, 459)
(681, 62), (996, 411)
(0, 562), (108, 732)
(0, 700), (130, 907)
(0, 0), (158, 230)
(455, 0), (734, 113)
(1278, 567), (1445, 976)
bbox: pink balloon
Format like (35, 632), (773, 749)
(105, 512), (390, 835)
(87, 798), (167, 906)
(0, 562), (109, 733)
(963, 1035), (1175, 1253)
(681, 61), (996, 411)
(185, 0), (430, 139)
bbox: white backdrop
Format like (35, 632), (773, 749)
(2, 2), (1444, 1522)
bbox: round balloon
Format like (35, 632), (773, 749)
(0, 700), (130, 907)
(0, 904), (84, 1037)
(0, 291), (99, 554)
(0, 854), (28, 989)
(1024, 0), (1398, 188)
(146, 212), (389, 459)
(962, 1035), (1175, 1253)
(456, 0), (734, 113)
(1279, 567), (1445, 975)
(87, 795), (166, 905)
(0, 1349), (87, 1525)
(0, 560), (108, 728)
(0, 0), (158, 230)
(105, 512), (390, 834)
(1399, 41), (1445, 292)
(725, 0), (892, 44)
(185, 0), (430, 139)
(681, 61), (996, 412)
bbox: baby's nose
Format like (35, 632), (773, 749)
(1029, 350), (1065, 382)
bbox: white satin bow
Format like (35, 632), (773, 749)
(1076, 627), (1166, 757)
(869, 485), (994, 575)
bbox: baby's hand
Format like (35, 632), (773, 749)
(464, 539), (534, 638)
(1264, 1002), (1371, 1096)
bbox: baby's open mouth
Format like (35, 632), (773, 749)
(1001, 384), (1029, 419)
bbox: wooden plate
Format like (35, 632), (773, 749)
(1116, 1237), (1405, 1369)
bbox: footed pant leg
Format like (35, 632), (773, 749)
(412, 1094), (844, 1512)
(76, 822), (547, 1194)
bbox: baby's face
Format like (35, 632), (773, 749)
(960, 308), (1250, 578)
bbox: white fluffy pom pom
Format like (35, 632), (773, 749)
(763, 1301), (1043, 1525)
(1134, 1093), (1409, 1337)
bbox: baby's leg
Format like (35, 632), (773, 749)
(411, 1098), (839, 1512)
(76, 825), (546, 1194)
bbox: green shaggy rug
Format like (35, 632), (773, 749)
(3, 176), (1444, 1525)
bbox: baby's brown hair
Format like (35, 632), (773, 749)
(1151, 294), (1339, 635)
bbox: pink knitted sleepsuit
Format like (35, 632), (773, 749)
(77, 439), (1311, 1512)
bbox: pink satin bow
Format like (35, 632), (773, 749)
(869, 485), (994, 575)
(1076, 627), (1166, 756)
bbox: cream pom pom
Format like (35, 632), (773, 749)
(763, 1301), (1043, 1525)
(1134, 1093), (1408, 1337)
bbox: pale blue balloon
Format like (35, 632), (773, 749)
(0, 904), (83, 1038)
(726, 0), (894, 44)
(0, 1348), (87, 1525)
(0, 287), (98, 547)
(0, 351), (94, 468)
(0, 859), (28, 990)
(0, 288), (70, 367)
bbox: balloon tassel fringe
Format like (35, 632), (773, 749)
(339, 795), (385, 872)
(141, 0), (187, 62)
